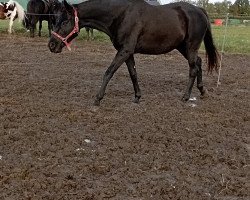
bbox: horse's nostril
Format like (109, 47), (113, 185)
(49, 42), (56, 50)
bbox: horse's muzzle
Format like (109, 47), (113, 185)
(48, 41), (62, 53)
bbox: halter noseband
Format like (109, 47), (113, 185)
(51, 8), (79, 51)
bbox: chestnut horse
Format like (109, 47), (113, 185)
(0, 3), (5, 19)
(0, 0), (26, 33)
(48, 0), (219, 106)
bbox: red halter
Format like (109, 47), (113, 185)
(51, 8), (79, 51)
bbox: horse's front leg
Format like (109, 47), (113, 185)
(196, 56), (208, 97)
(125, 55), (141, 103)
(94, 49), (132, 106)
(48, 19), (52, 37)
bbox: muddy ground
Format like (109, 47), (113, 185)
(0, 35), (249, 200)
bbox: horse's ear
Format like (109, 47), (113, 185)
(63, 0), (73, 14)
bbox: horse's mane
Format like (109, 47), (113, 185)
(7, 0), (26, 21)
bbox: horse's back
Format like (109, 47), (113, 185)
(129, 2), (209, 54)
(27, 0), (50, 20)
(27, 0), (43, 12)
(128, 2), (187, 54)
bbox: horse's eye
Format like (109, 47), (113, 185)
(61, 21), (67, 26)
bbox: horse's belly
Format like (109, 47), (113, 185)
(135, 44), (174, 55)
(135, 32), (185, 55)
(135, 39), (180, 55)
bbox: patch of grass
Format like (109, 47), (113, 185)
(0, 20), (27, 33)
(211, 25), (250, 54)
(0, 20), (250, 54)
(0, 20), (109, 41)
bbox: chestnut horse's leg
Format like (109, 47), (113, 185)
(94, 49), (132, 106)
(125, 55), (141, 103)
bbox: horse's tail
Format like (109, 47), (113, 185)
(201, 8), (220, 73)
(22, 11), (30, 29)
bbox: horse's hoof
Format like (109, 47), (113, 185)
(200, 89), (209, 99)
(133, 97), (140, 104)
(93, 99), (100, 106)
(182, 94), (190, 102)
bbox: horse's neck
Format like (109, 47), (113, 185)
(42, 0), (49, 6)
(11, 1), (25, 20)
(42, 0), (50, 13)
(76, 1), (124, 37)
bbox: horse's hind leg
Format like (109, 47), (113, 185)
(182, 51), (199, 101)
(90, 28), (94, 40)
(85, 28), (90, 40)
(30, 27), (35, 37)
(125, 55), (141, 103)
(196, 56), (207, 97)
(85, 28), (94, 40)
(48, 19), (52, 37)
(38, 19), (42, 37)
(30, 17), (37, 37)
(178, 45), (199, 101)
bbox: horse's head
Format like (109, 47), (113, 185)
(3, 1), (15, 18)
(0, 3), (6, 19)
(48, 0), (63, 26)
(0, 2), (9, 19)
(48, 0), (79, 53)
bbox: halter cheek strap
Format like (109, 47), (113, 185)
(51, 8), (79, 51)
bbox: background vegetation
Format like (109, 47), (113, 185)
(0, 20), (250, 54)
(173, 0), (250, 17)
(13, 0), (250, 19)
(0, 0), (250, 54)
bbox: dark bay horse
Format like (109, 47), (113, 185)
(49, 0), (94, 40)
(81, 0), (94, 40)
(48, 0), (219, 106)
(26, 0), (54, 37)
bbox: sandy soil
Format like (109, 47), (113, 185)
(0, 35), (249, 200)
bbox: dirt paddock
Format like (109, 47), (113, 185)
(0, 35), (249, 199)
